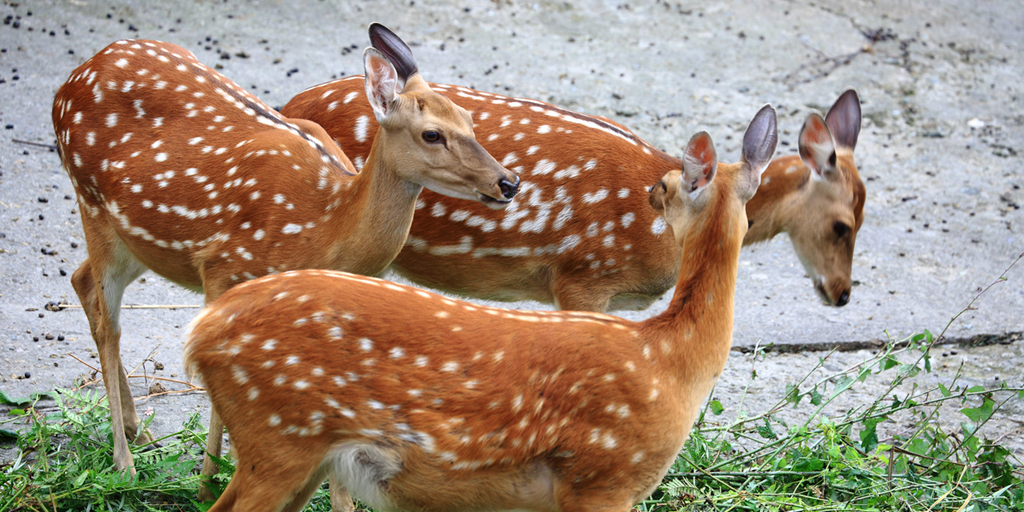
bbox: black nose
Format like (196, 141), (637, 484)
(499, 176), (519, 200)
(835, 290), (850, 307)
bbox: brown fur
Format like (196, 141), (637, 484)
(184, 107), (777, 512)
(283, 83), (866, 310)
(51, 38), (515, 482)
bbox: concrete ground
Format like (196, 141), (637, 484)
(1, 0), (1022, 461)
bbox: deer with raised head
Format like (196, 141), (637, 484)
(51, 24), (518, 485)
(184, 105), (777, 512)
(285, 82), (864, 309)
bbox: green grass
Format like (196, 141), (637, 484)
(3, 259), (1022, 511)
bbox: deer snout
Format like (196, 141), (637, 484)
(500, 176), (520, 200)
(648, 178), (670, 214)
(813, 277), (851, 307)
(475, 168), (519, 210)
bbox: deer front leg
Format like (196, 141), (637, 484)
(72, 250), (148, 474)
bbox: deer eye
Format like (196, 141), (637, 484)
(422, 130), (443, 144)
(833, 221), (850, 238)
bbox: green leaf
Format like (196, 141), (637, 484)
(793, 456), (825, 472)
(8, 408), (26, 416)
(881, 356), (899, 371)
(0, 389), (31, 406)
(756, 417), (777, 440)
(73, 469), (90, 488)
(810, 387), (822, 406)
(0, 428), (18, 440)
(831, 375), (855, 398)
(897, 363), (920, 378)
(860, 417), (884, 452)
(709, 400), (724, 416)
(785, 383), (801, 407)
(939, 383), (951, 398)
(961, 396), (995, 423)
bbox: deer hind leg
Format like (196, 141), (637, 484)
(208, 452), (328, 512)
(71, 233), (149, 473)
(328, 473), (356, 512)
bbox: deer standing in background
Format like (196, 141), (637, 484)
(184, 104), (777, 512)
(51, 24), (517, 485)
(285, 83), (864, 309)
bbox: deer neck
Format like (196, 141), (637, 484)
(641, 187), (745, 397)
(744, 155), (809, 244)
(326, 130), (424, 276)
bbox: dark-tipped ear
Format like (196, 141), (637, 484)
(825, 89), (861, 150)
(739, 104), (778, 200)
(364, 48), (400, 123)
(368, 23), (418, 84)
(743, 104), (778, 174)
(680, 132), (717, 198)
(798, 113), (837, 179)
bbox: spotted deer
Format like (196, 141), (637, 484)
(183, 105), (777, 512)
(285, 82), (864, 309)
(51, 26), (518, 483)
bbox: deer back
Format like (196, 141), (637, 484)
(53, 40), (363, 293)
(283, 79), (681, 312)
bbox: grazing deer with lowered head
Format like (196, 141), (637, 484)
(51, 25), (518, 484)
(285, 82), (864, 309)
(183, 105), (778, 512)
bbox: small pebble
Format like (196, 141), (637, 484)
(24, 372), (31, 379)
(57, 334), (65, 341)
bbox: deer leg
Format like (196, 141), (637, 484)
(198, 409), (225, 502)
(552, 278), (612, 313)
(198, 274), (236, 503)
(329, 473), (356, 512)
(71, 235), (148, 473)
(209, 452), (326, 512)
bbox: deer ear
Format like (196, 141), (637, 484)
(368, 23), (419, 84)
(364, 48), (400, 123)
(825, 89), (861, 151)
(738, 104), (778, 200)
(680, 131), (717, 199)
(798, 113), (837, 180)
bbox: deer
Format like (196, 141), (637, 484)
(182, 104), (777, 512)
(50, 24), (518, 490)
(284, 81), (865, 310)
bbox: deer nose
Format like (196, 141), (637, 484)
(499, 176), (520, 200)
(835, 289), (850, 307)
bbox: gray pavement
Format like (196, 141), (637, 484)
(1, 0), (1022, 457)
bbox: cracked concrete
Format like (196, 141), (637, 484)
(1, 0), (1022, 459)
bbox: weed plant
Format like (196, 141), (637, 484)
(2, 257), (1021, 511)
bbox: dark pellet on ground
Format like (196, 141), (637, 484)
(45, 333), (54, 340)
(38, 197), (48, 203)
(33, 336), (39, 342)
(58, 334), (65, 341)
(38, 313), (44, 318)
(24, 372), (31, 379)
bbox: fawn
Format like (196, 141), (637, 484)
(184, 104), (778, 512)
(51, 25), (517, 482)
(285, 82), (864, 309)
